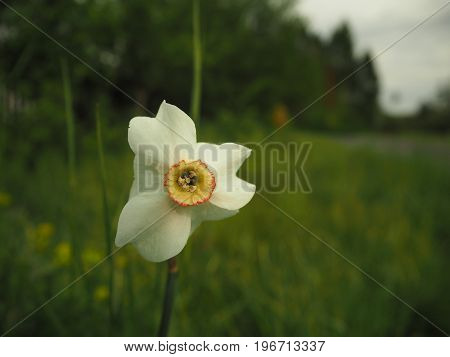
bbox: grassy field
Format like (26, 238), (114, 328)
(1, 128), (449, 336)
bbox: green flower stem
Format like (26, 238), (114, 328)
(158, 0), (200, 337)
(95, 106), (115, 330)
(157, 258), (178, 337)
(190, 0), (202, 123)
(61, 59), (76, 188)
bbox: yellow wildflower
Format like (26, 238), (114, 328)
(54, 242), (72, 266)
(0, 192), (12, 207)
(82, 248), (102, 267)
(94, 285), (109, 301)
(34, 223), (54, 251)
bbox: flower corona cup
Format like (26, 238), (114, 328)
(164, 159), (216, 206)
(115, 101), (255, 262)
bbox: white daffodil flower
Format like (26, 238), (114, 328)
(115, 101), (256, 262)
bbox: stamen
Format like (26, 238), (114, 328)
(164, 160), (216, 206)
(177, 170), (199, 192)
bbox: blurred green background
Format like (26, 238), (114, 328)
(0, 0), (449, 336)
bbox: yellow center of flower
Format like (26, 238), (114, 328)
(164, 160), (215, 206)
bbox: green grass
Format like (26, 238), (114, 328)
(0, 129), (449, 336)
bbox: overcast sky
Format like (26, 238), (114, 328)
(297, 0), (450, 114)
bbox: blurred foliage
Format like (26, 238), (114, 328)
(0, 0), (449, 337)
(1, 0), (381, 153)
(413, 82), (450, 132)
(379, 82), (450, 133)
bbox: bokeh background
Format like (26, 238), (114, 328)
(1, 0), (449, 336)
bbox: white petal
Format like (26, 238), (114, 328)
(130, 155), (164, 198)
(115, 192), (170, 247)
(128, 101), (197, 168)
(115, 192), (191, 262)
(129, 179), (138, 198)
(129, 153), (164, 199)
(195, 142), (255, 210)
(210, 176), (256, 210)
(188, 203), (238, 234)
(128, 116), (153, 154)
(195, 142), (251, 176)
(156, 100), (196, 147)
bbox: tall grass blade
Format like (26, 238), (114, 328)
(61, 58), (76, 187)
(60, 58), (83, 275)
(0, 82), (6, 160)
(95, 105), (115, 331)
